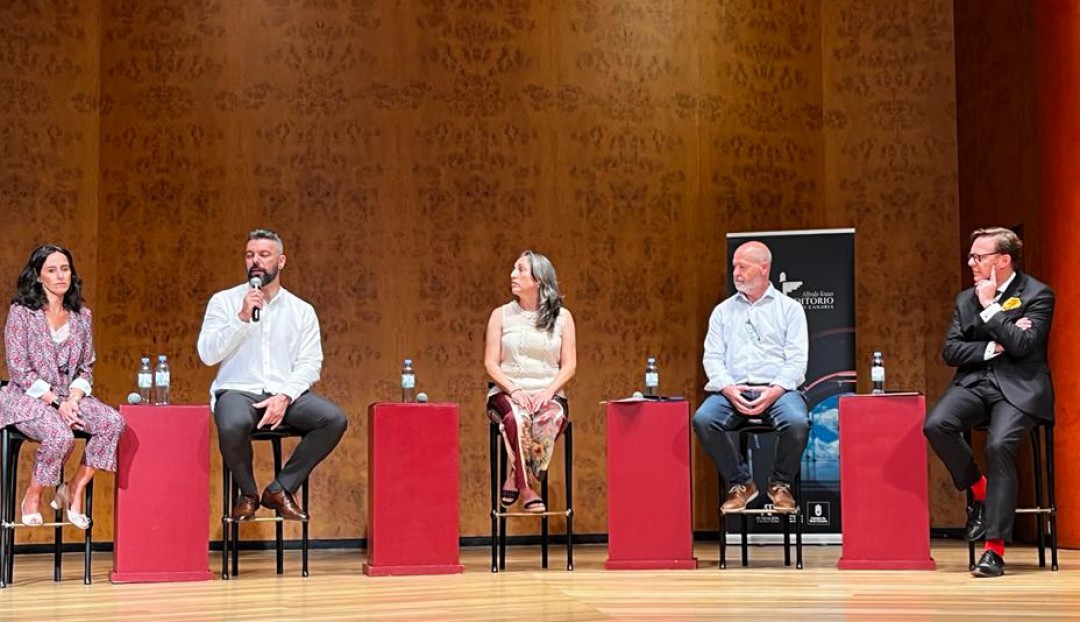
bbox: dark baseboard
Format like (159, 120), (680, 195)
(9, 528), (972, 555)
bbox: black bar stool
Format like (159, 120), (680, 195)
(220, 426), (310, 579)
(965, 420), (1058, 571)
(718, 418), (803, 569)
(488, 400), (573, 572)
(0, 424), (94, 587)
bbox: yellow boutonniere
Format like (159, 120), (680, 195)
(1001, 297), (1022, 311)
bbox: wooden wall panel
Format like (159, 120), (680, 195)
(0, 0), (964, 543)
(1, 1), (101, 545)
(821, 0), (961, 529)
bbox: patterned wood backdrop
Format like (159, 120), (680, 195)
(1, 0), (962, 545)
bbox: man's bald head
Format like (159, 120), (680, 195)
(732, 241), (773, 301)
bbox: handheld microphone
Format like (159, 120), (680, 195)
(127, 393), (142, 404)
(249, 276), (263, 322)
(416, 392), (429, 403)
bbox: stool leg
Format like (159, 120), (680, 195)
(565, 422), (574, 572)
(540, 471), (549, 570)
(54, 465), (63, 582)
(1031, 428), (1046, 568)
(1, 431), (12, 588)
(83, 478), (93, 585)
(1047, 425), (1059, 571)
(489, 422), (498, 573)
(740, 513), (749, 567)
(231, 477), (240, 577)
(301, 479), (309, 577)
(498, 447), (507, 571)
(966, 488), (976, 570)
(782, 505), (791, 568)
(272, 439), (284, 576)
(221, 467), (230, 580)
(795, 477), (803, 570)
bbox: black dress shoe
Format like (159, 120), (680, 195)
(261, 488), (308, 521)
(965, 501), (987, 542)
(972, 550), (1005, 577)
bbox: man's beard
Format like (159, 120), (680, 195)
(248, 265), (279, 285)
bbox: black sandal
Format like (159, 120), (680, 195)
(523, 498), (546, 513)
(501, 488), (520, 506)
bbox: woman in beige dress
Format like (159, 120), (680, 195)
(484, 250), (577, 512)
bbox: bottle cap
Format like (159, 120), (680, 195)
(873, 351), (882, 357)
(647, 356), (656, 363)
(141, 356), (149, 363)
(404, 358), (412, 366)
(158, 355), (167, 362)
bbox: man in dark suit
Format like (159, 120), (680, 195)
(924, 227), (1055, 577)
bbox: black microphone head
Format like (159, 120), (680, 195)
(249, 276), (263, 289)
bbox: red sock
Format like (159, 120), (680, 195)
(985, 538), (1004, 557)
(970, 476), (987, 502)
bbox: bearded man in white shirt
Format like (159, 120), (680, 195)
(692, 241), (810, 515)
(198, 229), (348, 521)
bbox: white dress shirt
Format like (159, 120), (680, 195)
(979, 271), (1016, 360)
(197, 283), (323, 406)
(703, 283), (809, 392)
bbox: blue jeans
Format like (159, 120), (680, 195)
(692, 390), (809, 487)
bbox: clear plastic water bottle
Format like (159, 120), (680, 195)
(644, 356), (659, 397)
(401, 358), (415, 403)
(153, 355), (171, 404)
(871, 351), (885, 394)
(137, 356), (153, 404)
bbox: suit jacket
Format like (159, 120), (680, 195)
(0, 303), (97, 427)
(942, 270), (1055, 419)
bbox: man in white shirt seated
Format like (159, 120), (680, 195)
(197, 229), (348, 521)
(692, 241), (809, 514)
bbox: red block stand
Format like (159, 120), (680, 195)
(110, 404), (213, 583)
(838, 394), (936, 570)
(363, 402), (464, 576)
(605, 400), (697, 570)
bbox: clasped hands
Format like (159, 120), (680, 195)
(509, 387), (555, 414)
(721, 384), (785, 416)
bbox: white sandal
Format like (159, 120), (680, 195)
(50, 484), (90, 530)
(20, 496), (43, 526)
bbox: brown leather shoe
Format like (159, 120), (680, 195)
(231, 494), (260, 521)
(767, 482), (797, 513)
(260, 488), (308, 521)
(721, 481), (759, 512)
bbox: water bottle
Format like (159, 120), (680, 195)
(401, 358), (415, 403)
(871, 351), (885, 394)
(153, 355), (171, 404)
(137, 356), (153, 404)
(644, 356), (659, 397)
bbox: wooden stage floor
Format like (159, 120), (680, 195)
(0, 541), (1075, 620)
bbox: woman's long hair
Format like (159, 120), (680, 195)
(11, 244), (84, 312)
(520, 250), (563, 333)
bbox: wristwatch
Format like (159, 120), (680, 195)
(49, 398), (62, 409)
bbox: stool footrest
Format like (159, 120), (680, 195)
(721, 508), (800, 516)
(1, 521), (74, 529)
(223, 516), (308, 524)
(495, 509), (572, 518)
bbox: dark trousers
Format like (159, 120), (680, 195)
(214, 390), (348, 496)
(923, 375), (1036, 542)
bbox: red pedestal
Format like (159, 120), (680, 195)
(838, 394), (936, 570)
(363, 402), (464, 576)
(110, 404), (213, 583)
(605, 400), (697, 570)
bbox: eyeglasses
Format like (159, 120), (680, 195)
(968, 252), (1001, 263)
